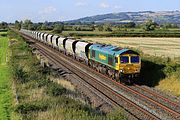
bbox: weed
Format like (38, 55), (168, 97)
(15, 102), (48, 114)
(46, 82), (67, 96)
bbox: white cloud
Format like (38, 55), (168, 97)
(75, 2), (86, 7)
(114, 5), (121, 9)
(58, 16), (66, 21)
(100, 3), (109, 8)
(39, 6), (56, 14)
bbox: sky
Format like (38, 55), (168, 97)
(0, 0), (180, 23)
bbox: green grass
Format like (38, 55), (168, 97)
(0, 32), (7, 35)
(0, 32), (12, 120)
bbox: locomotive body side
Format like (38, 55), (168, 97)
(89, 44), (118, 70)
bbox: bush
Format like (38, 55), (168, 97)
(139, 54), (180, 86)
(52, 24), (64, 33)
(13, 66), (28, 83)
(0, 33), (7, 37)
(37, 79), (51, 87)
(15, 102), (48, 114)
(46, 82), (67, 96)
(107, 109), (127, 120)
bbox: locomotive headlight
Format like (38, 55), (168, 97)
(135, 69), (140, 72)
(120, 69), (123, 73)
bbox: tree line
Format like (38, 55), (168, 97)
(0, 19), (177, 34)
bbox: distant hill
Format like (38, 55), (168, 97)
(65, 11), (180, 25)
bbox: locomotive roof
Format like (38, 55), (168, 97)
(90, 44), (139, 56)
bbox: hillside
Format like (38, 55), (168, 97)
(66, 11), (180, 24)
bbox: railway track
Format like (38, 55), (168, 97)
(16, 30), (180, 120)
(132, 84), (180, 113)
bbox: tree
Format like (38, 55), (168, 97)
(104, 24), (112, 31)
(28, 24), (36, 30)
(0, 22), (8, 29)
(73, 26), (81, 31)
(22, 19), (33, 29)
(15, 20), (21, 30)
(52, 24), (64, 33)
(98, 25), (104, 31)
(90, 25), (95, 31)
(41, 24), (48, 30)
(124, 22), (136, 28)
(143, 20), (158, 31)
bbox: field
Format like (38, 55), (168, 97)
(82, 37), (180, 58)
(0, 32), (12, 120)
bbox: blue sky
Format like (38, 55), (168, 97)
(0, 0), (179, 22)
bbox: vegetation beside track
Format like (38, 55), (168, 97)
(135, 54), (180, 97)
(0, 31), (12, 120)
(9, 30), (127, 120)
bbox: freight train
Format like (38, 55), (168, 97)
(20, 29), (141, 83)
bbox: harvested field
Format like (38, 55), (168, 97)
(82, 37), (180, 58)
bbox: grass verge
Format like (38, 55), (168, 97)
(0, 32), (12, 120)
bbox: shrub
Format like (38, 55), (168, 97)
(15, 102), (48, 114)
(37, 79), (51, 87)
(46, 82), (67, 96)
(13, 66), (28, 83)
(0, 33), (7, 37)
(107, 109), (127, 120)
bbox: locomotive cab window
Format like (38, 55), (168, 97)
(120, 56), (129, 63)
(92, 50), (95, 58)
(131, 56), (139, 63)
